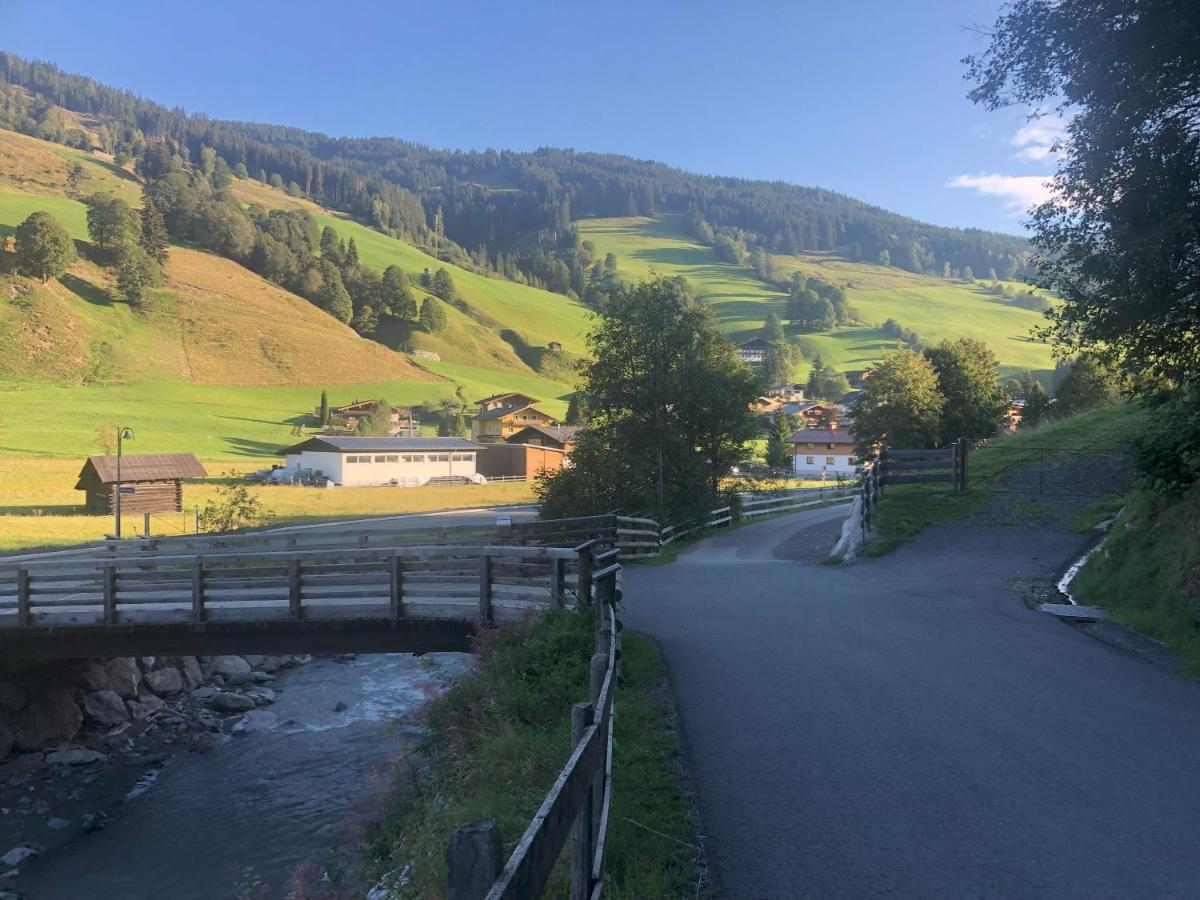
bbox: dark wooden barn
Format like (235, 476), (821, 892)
(75, 453), (208, 515)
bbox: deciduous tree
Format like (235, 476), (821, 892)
(15, 211), (75, 283)
(924, 338), (1009, 442)
(851, 350), (944, 452)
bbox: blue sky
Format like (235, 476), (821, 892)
(4, 0), (1056, 235)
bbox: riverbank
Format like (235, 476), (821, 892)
(1, 651), (473, 898)
(358, 607), (706, 898)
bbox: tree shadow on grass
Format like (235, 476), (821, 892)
(60, 272), (116, 307)
(0, 504), (86, 515)
(222, 437), (288, 458)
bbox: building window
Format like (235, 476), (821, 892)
(402, 454), (425, 463)
(806, 443), (815, 449)
(374, 455), (387, 463)
(434, 453), (450, 462)
(826, 456), (835, 465)
(848, 457), (857, 465)
(805, 456), (815, 465)
(385, 455), (399, 463)
(451, 453), (472, 461)
(345, 455), (361, 463)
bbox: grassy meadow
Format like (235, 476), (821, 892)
(0, 457), (536, 551)
(578, 214), (1057, 381)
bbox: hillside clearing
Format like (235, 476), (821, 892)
(578, 214), (1056, 380)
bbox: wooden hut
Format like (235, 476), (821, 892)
(75, 453), (208, 515)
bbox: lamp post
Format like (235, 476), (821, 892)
(114, 427), (134, 538)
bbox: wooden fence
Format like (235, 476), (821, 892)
(878, 440), (967, 490)
(445, 549), (622, 900)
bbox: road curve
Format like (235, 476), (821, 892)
(625, 507), (1200, 898)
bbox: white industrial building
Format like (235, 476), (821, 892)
(277, 436), (485, 486)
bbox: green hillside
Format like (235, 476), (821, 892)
(579, 215), (1056, 381)
(0, 128), (586, 459)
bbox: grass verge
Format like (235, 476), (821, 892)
(864, 403), (1145, 555)
(360, 607), (701, 898)
(1073, 485), (1200, 676)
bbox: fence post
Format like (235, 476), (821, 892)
(16, 569), (30, 628)
(479, 554), (493, 625)
(288, 558), (302, 620)
(99, 564), (116, 624)
(190, 559), (205, 624)
(550, 557), (565, 608)
(577, 543), (594, 607)
(390, 554), (404, 620)
(960, 438), (969, 491)
(570, 701), (595, 900)
(446, 819), (504, 900)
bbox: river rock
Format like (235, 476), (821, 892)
(203, 656), (252, 685)
(0, 845), (38, 867)
(209, 692), (255, 713)
(78, 664), (110, 693)
(190, 686), (218, 700)
(12, 686), (82, 752)
(44, 746), (105, 766)
(230, 709), (277, 735)
(180, 657), (204, 689)
(241, 655), (265, 667)
(127, 694), (166, 720)
(138, 657), (157, 671)
(104, 658), (141, 699)
(81, 812), (107, 833)
(82, 690), (129, 728)
(244, 687), (276, 706)
(144, 668), (183, 696)
(46, 817), (70, 831)
(256, 656), (289, 673)
(0, 684), (26, 716)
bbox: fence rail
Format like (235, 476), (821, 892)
(446, 554), (622, 900)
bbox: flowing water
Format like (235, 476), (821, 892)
(17, 652), (472, 899)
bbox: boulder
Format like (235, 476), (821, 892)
(230, 710), (277, 735)
(190, 686), (218, 700)
(138, 657), (157, 671)
(104, 659), (141, 699)
(12, 686), (82, 752)
(82, 690), (129, 728)
(0, 846), (38, 868)
(78, 664), (111, 693)
(180, 657), (204, 690)
(127, 694), (166, 720)
(44, 746), (105, 766)
(244, 687), (276, 706)
(209, 692), (255, 713)
(202, 656), (252, 686)
(241, 655), (266, 668)
(0, 683), (27, 715)
(144, 668), (183, 697)
(257, 656), (289, 673)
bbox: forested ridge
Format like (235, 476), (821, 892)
(0, 51), (1030, 289)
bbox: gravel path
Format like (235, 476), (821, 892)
(624, 497), (1200, 898)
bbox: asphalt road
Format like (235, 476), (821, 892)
(625, 506), (1200, 898)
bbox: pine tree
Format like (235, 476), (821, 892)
(430, 267), (456, 301)
(115, 243), (162, 308)
(419, 297), (448, 332)
(139, 197), (169, 264)
(345, 237), (359, 267)
(765, 412), (794, 470)
(319, 389), (330, 426)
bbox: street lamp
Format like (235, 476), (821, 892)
(114, 427), (134, 538)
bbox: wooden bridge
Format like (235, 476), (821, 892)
(0, 542), (604, 659)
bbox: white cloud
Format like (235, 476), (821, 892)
(946, 173), (1055, 212)
(1011, 115), (1069, 162)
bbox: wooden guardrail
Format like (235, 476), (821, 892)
(445, 550), (622, 900)
(0, 545), (583, 631)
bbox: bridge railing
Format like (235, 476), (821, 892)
(0, 545), (585, 631)
(445, 553), (623, 900)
